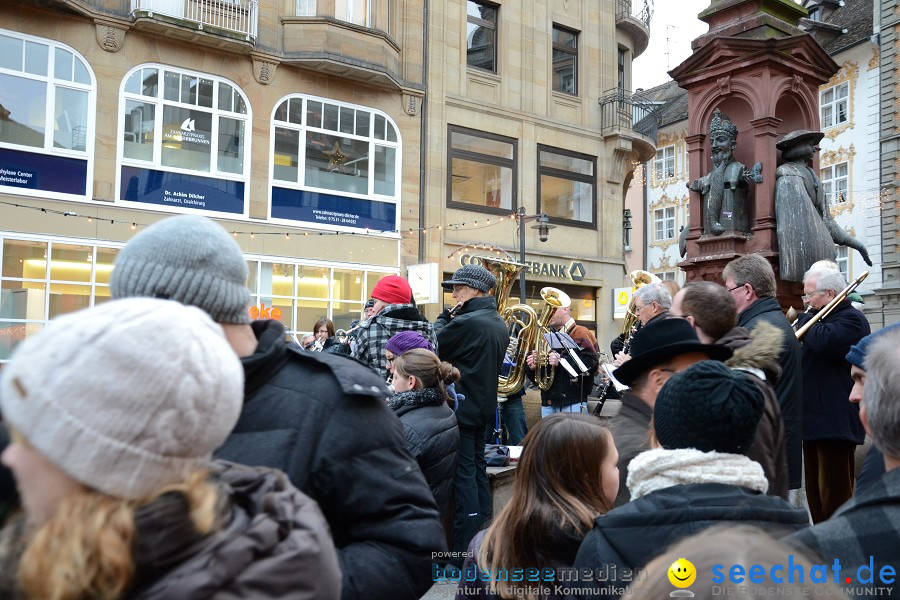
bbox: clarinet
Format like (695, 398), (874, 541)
(595, 350), (613, 401)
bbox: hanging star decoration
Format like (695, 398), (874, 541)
(323, 141), (347, 173)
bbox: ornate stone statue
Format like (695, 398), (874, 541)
(687, 108), (763, 236)
(774, 130), (872, 282)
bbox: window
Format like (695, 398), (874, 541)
(272, 95), (399, 199)
(467, 1), (497, 72)
(836, 246), (849, 278)
(821, 82), (848, 129)
(618, 47), (627, 95)
(0, 235), (119, 361)
(120, 65), (249, 176)
(654, 207), (675, 241)
(448, 126), (516, 214)
(658, 271), (676, 281)
(552, 25), (577, 95)
(297, 0), (316, 16)
(821, 162), (848, 204)
(0, 30), (93, 153)
(537, 146), (596, 226)
(336, 0), (367, 25)
(654, 146), (675, 180)
(247, 260), (393, 336)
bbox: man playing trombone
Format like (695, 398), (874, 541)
(795, 265), (870, 523)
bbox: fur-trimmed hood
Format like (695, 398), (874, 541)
(720, 321), (784, 386)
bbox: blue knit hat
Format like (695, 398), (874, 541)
(846, 323), (900, 369)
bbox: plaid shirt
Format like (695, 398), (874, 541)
(787, 467), (900, 574)
(352, 304), (437, 379)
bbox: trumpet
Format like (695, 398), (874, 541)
(335, 322), (363, 342)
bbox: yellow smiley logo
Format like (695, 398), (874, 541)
(668, 558), (696, 588)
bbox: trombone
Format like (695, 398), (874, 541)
(795, 270), (869, 341)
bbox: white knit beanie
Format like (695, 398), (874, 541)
(0, 298), (244, 500)
(110, 215), (251, 324)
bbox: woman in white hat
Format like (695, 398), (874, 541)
(0, 298), (339, 600)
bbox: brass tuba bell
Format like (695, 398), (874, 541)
(533, 286), (571, 391)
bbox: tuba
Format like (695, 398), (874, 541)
(477, 257), (539, 396)
(533, 286), (571, 390)
(621, 270), (662, 353)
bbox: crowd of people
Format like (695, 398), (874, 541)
(0, 214), (898, 600)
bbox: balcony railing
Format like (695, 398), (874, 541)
(131, 0), (259, 40)
(616, 0), (653, 29)
(599, 88), (659, 142)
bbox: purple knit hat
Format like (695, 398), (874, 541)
(385, 331), (434, 355)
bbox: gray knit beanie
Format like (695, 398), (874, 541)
(111, 215), (251, 324)
(654, 360), (764, 455)
(0, 298), (244, 500)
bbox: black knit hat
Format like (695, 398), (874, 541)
(441, 264), (496, 293)
(654, 360), (764, 455)
(613, 318), (732, 385)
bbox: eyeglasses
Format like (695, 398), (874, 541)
(726, 284), (745, 293)
(801, 291), (823, 301)
(452, 284), (467, 292)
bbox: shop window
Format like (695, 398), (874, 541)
(0, 31), (93, 153)
(537, 145), (596, 227)
(120, 65), (249, 177)
(654, 207), (675, 241)
(821, 162), (849, 204)
(467, 1), (498, 73)
(821, 82), (849, 129)
(0, 236), (118, 361)
(654, 146), (675, 180)
(552, 25), (577, 95)
(448, 126), (516, 214)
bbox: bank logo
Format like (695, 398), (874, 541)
(180, 118), (196, 132)
(668, 558), (696, 597)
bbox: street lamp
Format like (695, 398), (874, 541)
(515, 206), (556, 303)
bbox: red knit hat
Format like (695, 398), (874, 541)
(371, 275), (412, 305)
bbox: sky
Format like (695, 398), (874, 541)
(631, 0), (712, 92)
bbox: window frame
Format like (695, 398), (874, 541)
(446, 124), (518, 216)
(116, 63), (252, 218)
(551, 24), (578, 96)
(0, 29), (96, 201)
(654, 145), (676, 181)
(536, 144), (597, 229)
(820, 81), (849, 129)
(268, 93), (402, 234)
(466, 0), (498, 73)
(836, 245), (849, 278)
(821, 161), (849, 204)
(654, 206), (676, 241)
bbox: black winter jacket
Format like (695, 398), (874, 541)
(738, 297), (803, 488)
(434, 296), (508, 429)
(796, 300), (870, 443)
(390, 387), (460, 516)
(569, 484), (809, 599)
(213, 320), (446, 600)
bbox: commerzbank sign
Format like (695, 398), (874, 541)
(460, 254), (586, 282)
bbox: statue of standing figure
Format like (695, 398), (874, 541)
(687, 108), (763, 237)
(774, 130), (872, 282)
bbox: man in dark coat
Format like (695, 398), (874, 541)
(795, 266), (870, 523)
(434, 264), (508, 562)
(788, 329), (900, 581)
(607, 318), (731, 506)
(110, 215), (445, 600)
(723, 253), (803, 491)
(0, 423), (18, 527)
(672, 281), (789, 498)
(526, 304), (599, 415)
